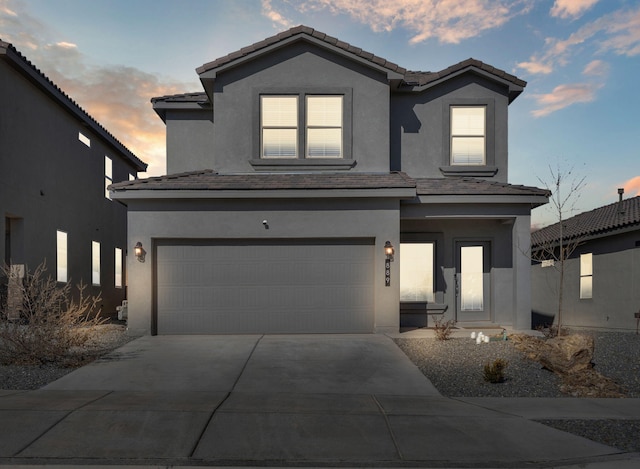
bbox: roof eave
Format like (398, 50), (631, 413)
(414, 194), (549, 206)
(197, 34), (404, 85)
(409, 67), (525, 103)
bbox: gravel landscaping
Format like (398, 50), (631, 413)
(394, 329), (640, 453)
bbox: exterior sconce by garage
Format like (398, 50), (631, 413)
(384, 241), (394, 287)
(134, 242), (146, 263)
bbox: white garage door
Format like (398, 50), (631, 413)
(156, 239), (375, 334)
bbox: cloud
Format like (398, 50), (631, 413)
(267, 0), (533, 44)
(550, 0), (599, 20)
(531, 82), (602, 117)
(518, 5), (640, 75)
(0, 0), (192, 176)
(623, 176), (640, 197)
(582, 59), (608, 76)
(261, 0), (293, 29)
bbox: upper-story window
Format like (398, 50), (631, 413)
(260, 94), (343, 159)
(451, 106), (485, 165)
(105, 156), (113, 199)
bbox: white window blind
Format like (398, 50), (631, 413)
(56, 230), (67, 283)
(92, 241), (100, 286)
(580, 253), (593, 299)
(105, 156), (113, 199)
(307, 96), (342, 158)
(261, 96), (298, 158)
(451, 107), (485, 165)
(461, 245), (484, 311)
(400, 243), (435, 302)
(115, 247), (123, 288)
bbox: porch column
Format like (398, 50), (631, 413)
(512, 214), (532, 331)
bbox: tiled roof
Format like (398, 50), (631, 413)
(0, 39), (146, 171)
(110, 169), (416, 191)
(403, 58), (526, 88)
(196, 25), (407, 76)
(532, 196), (640, 247)
(153, 26), (526, 105)
(415, 178), (549, 197)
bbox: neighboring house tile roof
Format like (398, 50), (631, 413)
(150, 92), (208, 104)
(415, 178), (550, 197)
(0, 39), (147, 172)
(196, 25), (407, 76)
(109, 169), (416, 191)
(532, 196), (640, 248)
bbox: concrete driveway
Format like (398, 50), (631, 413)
(1, 334), (636, 467)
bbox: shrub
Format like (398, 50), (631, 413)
(432, 315), (456, 341)
(0, 262), (105, 365)
(483, 358), (508, 383)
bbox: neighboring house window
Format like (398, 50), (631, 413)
(105, 156), (113, 199)
(400, 242), (435, 302)
(451, 106), (485, 165)
(78, 131), (91, 147)
(56, 230), (67, 283)
(115, 247), (123, 288)
(261, 95), (298, 158)
(129, 173), (135, 181)
(92, 241), (100, 286)
(260, 94), (344, 159)
(580, 253), (593, 299)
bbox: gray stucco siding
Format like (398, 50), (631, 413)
(125, 197), (401, 335)
(174, 43), (391, 174)
(391, 75), (510, 181)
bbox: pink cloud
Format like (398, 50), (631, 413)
(550, 0), (599, 20)
(531, 82), (601, 117)
(276, 0), (533, 44)
(623, 176), (640, 197)
(582, 59), (609, 76)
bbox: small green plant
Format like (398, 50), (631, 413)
(432, 315), (456, 341)
(483, 358), (508, 383)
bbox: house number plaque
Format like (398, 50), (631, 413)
(385, 259), (391, 286)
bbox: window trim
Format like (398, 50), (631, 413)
(440, 98), (496, 177)
(253, 87), (353, 167)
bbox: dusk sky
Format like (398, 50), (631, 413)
(1, 0), (639, 227)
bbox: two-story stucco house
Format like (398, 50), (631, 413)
(1, 40), (147, 316)
(111, 26), (548, 335)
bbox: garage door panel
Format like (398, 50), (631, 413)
(156, 240), (375, 334)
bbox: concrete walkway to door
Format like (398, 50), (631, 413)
(0, 334), (638, 467)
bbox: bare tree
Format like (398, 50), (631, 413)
(531, 162), (586, 335)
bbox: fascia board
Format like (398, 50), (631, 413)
(111, 188), (416, 200)
(198, 36), (404, 81)
(416, 194), (549, 205)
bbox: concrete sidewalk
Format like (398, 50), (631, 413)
(0, 334), (638, 467)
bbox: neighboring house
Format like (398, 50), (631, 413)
(111, 26), (548, 335)
(0, 40), (147, 316)
(531, 193), (640, 331)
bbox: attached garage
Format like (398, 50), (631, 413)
(155, 238), (375, 334)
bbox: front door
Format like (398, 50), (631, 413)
(455, 241), (491, 322)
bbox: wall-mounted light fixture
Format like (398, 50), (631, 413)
(384, 241), (394, 287)
(384, 241), (395, 261)
(134, 241), (146, 263)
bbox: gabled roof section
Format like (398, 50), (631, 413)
(403, 58), (526, 103)
(0, 40), (146, 172)
(532, 196), (640, 248)
(110, 169), (416, 192)
(196, 25), (406, 80)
